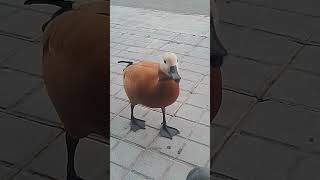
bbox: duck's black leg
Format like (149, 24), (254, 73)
(66, 133), (85, 180)
(130, 104), (146, 131)
(160, 108), (179, 139)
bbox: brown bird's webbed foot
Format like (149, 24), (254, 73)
(160, 108), (179, 139)
(130, 105), (146, 132)
(66, 133), (85, 180)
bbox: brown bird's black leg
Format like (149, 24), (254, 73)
(160, 108), (179, 139)
(130, 104), (146, 131)
(66, 133), (85, 180)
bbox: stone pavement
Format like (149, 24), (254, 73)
(0, 0), (108, 180)
(110, 5), (210, 180)
(212, 0), (320, 179)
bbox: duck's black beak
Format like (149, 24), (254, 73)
(168, 66), (181, 83)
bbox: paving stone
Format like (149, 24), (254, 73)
(150, 135), (186, 158)
(212, 134), (303, 180)
(291, 46), (320, 74)
(110, 72), (123, 85)
(119, 104), (150, 120)
(127, 47), (154, 54)
(0, 5), (18, 20)
(194, 83), (210, 95)
(172, 33), (205, 45)
(199, 110), (210, 126)
(200, 75), (209, 85)
(110, 83), (123, 96)
(0, 10), (50, 40)
(186, 93), (210, 109)
(110, 137), (119, 150)
(179, 78), (197, 92)
(179, 69), (203, 83)
(0, 165), (17, 180)
(114, 88), (129, 101)
(2, 43), (42, 75)
(153, 101), (182, 116)
(143, 110), (173, 129)
(0, 113), (61, 167)
(110, 116), (131, 138)
(111, 141), (143, 168)
(14, 170), (53, 180)
(178, 140), (210, 167)
(162, 162), (194, 180)
(123, 171), (150, 180)
(188, 46), (209, 60)
(190, 123), (210, 146)
(198, 37), (209, 48)
(110, 63), (127, 74)
(110, 97), (128, 114)
(222, 56), (279, 96)
(176, 90), (191, 103)
(13, 85), (59, 123)
(211, 125), (228, 155)
(111, 48), (121, 56)
(213, 90), (256, 127)
(0, 35), (28, 63)
(241, 101), (320, 150)
(167, 116), (196, 138)
(0, 69), (40, 108)
(266, 69), (320, 109)
(160, 42), (194, 55)
(176, 104), (207, 123)
(179, 62), (209, 75)
(146, 39), (169, 49)
(289, 156), (320, 180)
(110, 163), (128, 180)
(27, 135), (108, 180)
(125, 126), (159, 147)
(182, 55), (209, 67)
(132, 151), (173, 180)
(219, 24), (301, 65)
(218, 0), (312, 40)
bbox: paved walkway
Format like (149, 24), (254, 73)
(0, 0), (108, 180)
(110, 5), (210, 180)
(212, 0), (320, 179)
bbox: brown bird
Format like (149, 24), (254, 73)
(24, 0), (109, 180)
(118, 52), (181, 139)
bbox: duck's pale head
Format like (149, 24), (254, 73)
(160, 52), (181, 83)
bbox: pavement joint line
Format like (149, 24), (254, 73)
(268, 97), (320, 113)
(211, 171), (241, 180)
(0, 2), (54, 15)
(0, 160), (15, 167)
(0, 31), (41, 42)
(231, 0), (320, 19)
(288, 66), (320, 78)
(0, 65), (42, 78)
(8, 131), (64, 180)
(225, 53), (283, 67)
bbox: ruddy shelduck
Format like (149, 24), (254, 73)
(118, 52), (181, 139)
(24, 0), (109, 180)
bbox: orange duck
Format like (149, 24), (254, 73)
(24, 0), (109, 180)
(118, 52), (181, 139)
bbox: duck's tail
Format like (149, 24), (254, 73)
(118, 61), (134, 70)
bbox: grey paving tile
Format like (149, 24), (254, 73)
(0, 68), (41, 108)
(222, 56), (279, 96)
(123, 171), (150, 180)
(178, 140), (210, 167)
(213, 90), (256, 127)
(110, 137), (119, 150)
(146, 39), (169, 49)
(190, 123), (210, 146)
(160, 42), (194, 55)
(186, 93), (209, 109)
(0, 35), (28, 63)
(110, 116), (131, 138)
(110, 83), (123, 96)
(125, 126), (159, 147)
(153, 101), (182, 116)
(172, 34), (205, 46)
(0, 10), (50, 40)
(241, 101), (320, 150)
(211, 125), (228, 155)
(119, 104), (150, 120)
(110, 162), (128, 180)
(132, 151), (173, 180)
(199, 110), (210, 126)
(266, 69), (320, 109)
(0, 5), (18, 20)
(289, 156), (320, 180)
(114, 88), (129, 101)
(188, 46), (209, 60)
(2, 43), (42, 75)
(194, 83), (210, 95)
(179, 62), (209, 75)
(110, 97), (128, 114)
(212, 134), (304, 180)
(219, 24), (301, 65)
(150, 135), (185, 158)
(0, 113), (61, 167)
(179, 78), (196, 92)
(162, 162), (194, 180)
(111, 141), (143, 168)
(0, 165), (17, 180)
(13, 85), (59, 123)
(291, 46), (320, 74)
(143, 110), (173, 129)
(176, 90), (191, 103)
(176, 104), (206, 123)
(13, 171), (53, 180)
(167, 117), (196, 138)
(27, 135), (108, 180)
(179, 69), (204, 83)
(127, 47), (154, 54)
(181, 55), (209, 67)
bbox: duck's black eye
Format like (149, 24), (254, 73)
(164, 60), (167, 64)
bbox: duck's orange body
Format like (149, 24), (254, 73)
(42, 0), (109, 138)
(123, 61), (179, 108)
